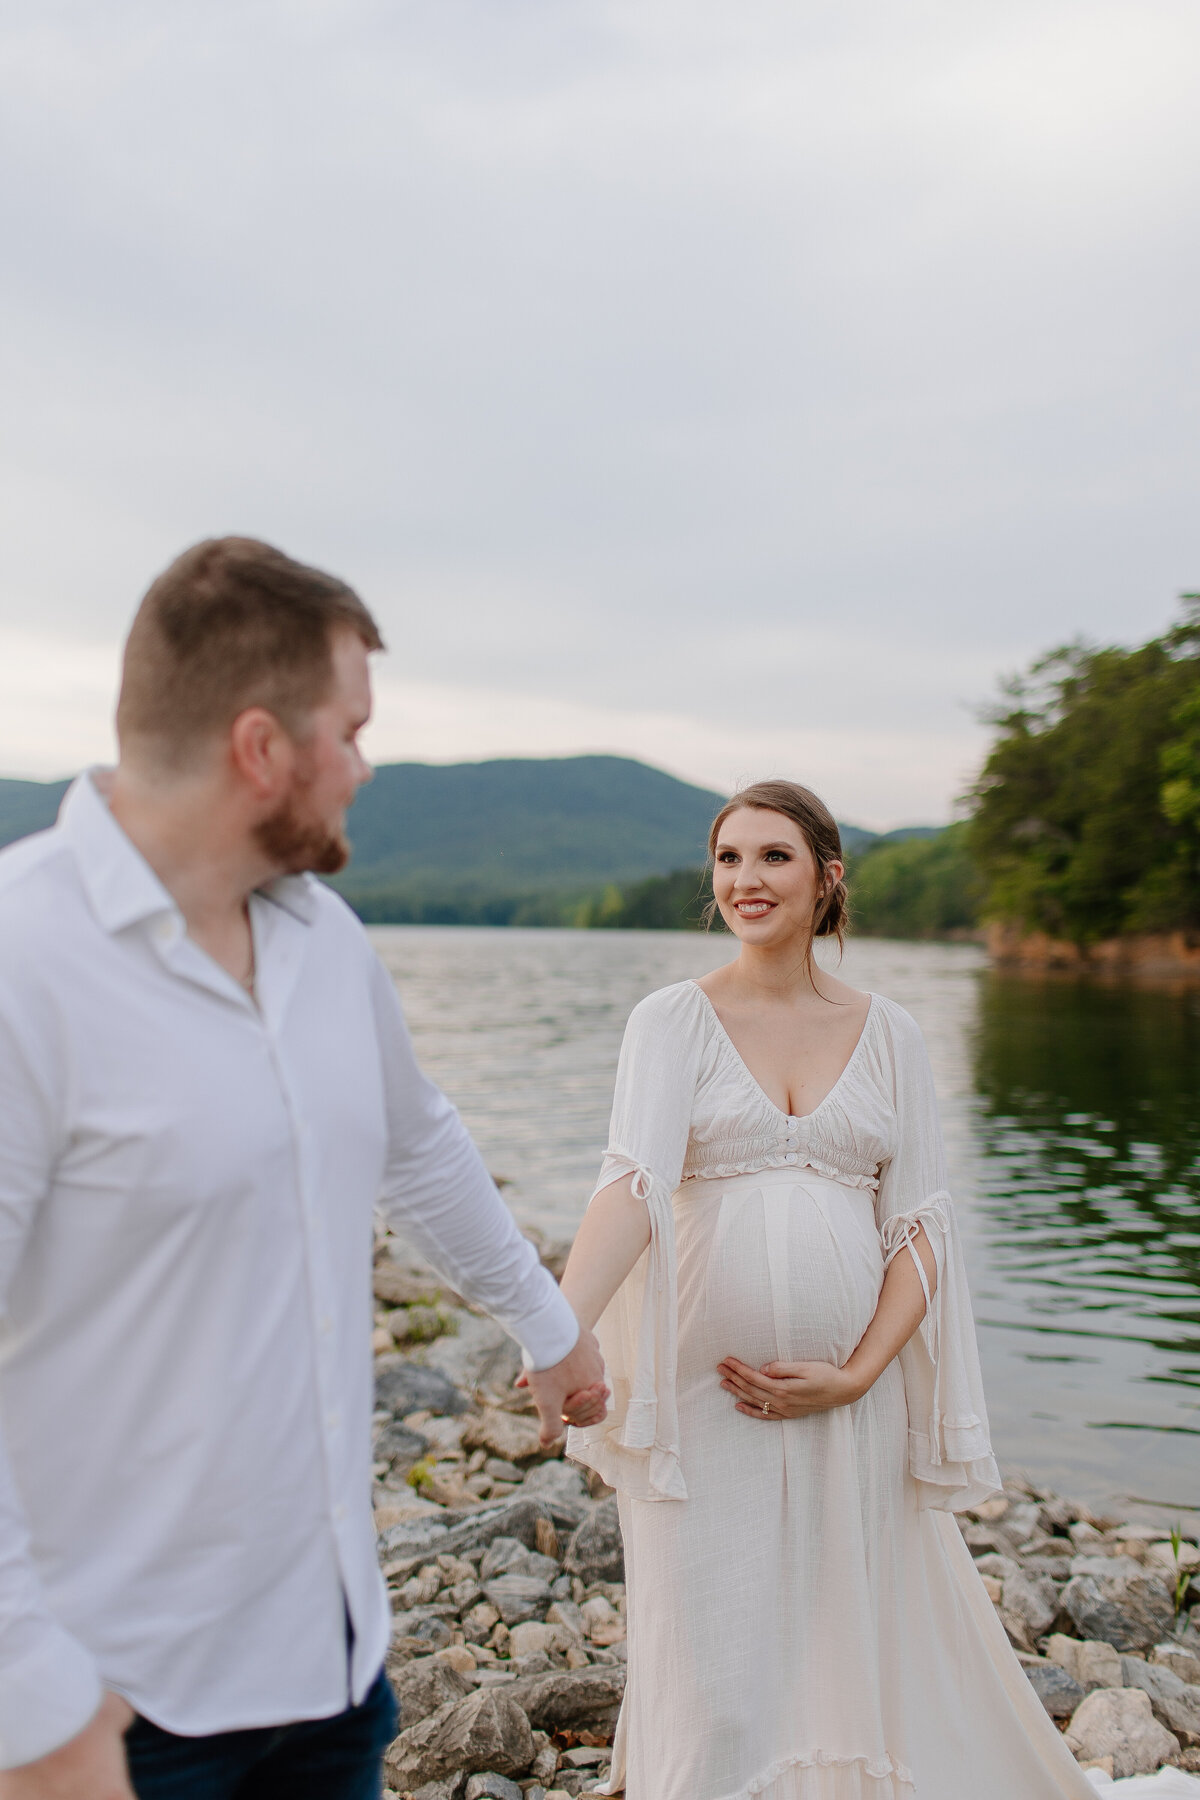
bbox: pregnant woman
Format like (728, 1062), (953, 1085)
(558, 780), (1153, 1800)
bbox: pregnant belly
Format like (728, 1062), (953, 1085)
(675, 1170), (885, 1381)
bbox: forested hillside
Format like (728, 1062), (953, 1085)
(966, 599), (1200, 944)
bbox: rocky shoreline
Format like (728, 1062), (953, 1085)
(369, 1231), (1200, 1797)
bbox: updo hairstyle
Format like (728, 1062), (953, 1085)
(706, 779), (850, 953)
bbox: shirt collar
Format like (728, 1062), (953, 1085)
(58, 770), (178, 935)
(58, 770), (319, 934)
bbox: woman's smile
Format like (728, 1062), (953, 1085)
(733, 897), (777, 918)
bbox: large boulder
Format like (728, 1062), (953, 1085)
(464, 1777), (524, 1800)
(387, 1657), (472, 1727)
(379, 1495), (558, 1580)
(1018, 1656), (1085, 1719)
(520, 1461), (592, 1531)
(482, 1573), (555, 1625)
(505, 1665), (626, 1734)
(374, 1421), (431, 1475)
(461, 1408), (548, 1465)
(1062, 1557), (1175, 1652)
(1046, 1635), (1124, 1693)
(375, 1357), (469, 1419)
(480, 1539), (560, 1584)
(1121, 1657), (1200, 1745)
(1001, 1569), (1059, 1640)
(1064, 1687), (1180, 1779)
(385, 1690), (534, 1790)
(565, 1497), (624, 1585)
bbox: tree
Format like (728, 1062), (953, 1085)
(965, 600), (1200, 943)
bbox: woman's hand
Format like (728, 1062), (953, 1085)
(559, 1382), (609, 1428)
(717, 1355), (862, 1419)
(513, 1371), (609, 1430)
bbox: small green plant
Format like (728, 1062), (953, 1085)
(1169, 1525), (1192, 1616)
(406, 1458), (434, 1492)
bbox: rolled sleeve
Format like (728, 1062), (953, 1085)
(368, 955), (579, 1371)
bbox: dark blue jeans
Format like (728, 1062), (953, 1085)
(125, 1669), (398, 1800)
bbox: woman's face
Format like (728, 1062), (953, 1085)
(711, 806), (841, 949)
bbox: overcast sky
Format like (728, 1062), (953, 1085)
(1, 1), (1196, 827)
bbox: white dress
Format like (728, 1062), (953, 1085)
(567, 981), (1173, 1800)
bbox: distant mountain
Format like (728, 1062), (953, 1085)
(0, 777), (71, 850)
(0, 758), (936, 924)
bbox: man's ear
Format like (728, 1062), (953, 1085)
(229, 708), (293, 801)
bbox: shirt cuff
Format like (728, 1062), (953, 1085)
(0, 1620), (103, 1769)
(512, 1271), (581, 1372)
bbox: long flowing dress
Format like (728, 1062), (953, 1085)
(566, 981), (1165, 1800)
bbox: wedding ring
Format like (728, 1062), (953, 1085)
(762, 1399), (771, 1417)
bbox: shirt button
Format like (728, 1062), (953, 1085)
(318, 1316), (333, 1336)
(334, 1502), (347, 1522)
(326, 1411), (340, 1432)
(784, 1152), (798, 1163)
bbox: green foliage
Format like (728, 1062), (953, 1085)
(576, 866), (716, 930)
(965, 601), (1200, 944)
(846, 824), (981, 939)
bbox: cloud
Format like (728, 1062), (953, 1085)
(0, 0), (1196, 821)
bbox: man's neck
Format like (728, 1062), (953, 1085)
(105, 763), (280, 948)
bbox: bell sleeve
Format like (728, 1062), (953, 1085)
(874, 1000), (1001, 1513)
(566, 984), (703, 1503)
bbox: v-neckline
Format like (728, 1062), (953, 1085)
(689, 981), (878, 1124)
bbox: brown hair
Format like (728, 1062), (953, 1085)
(116, 537), (385, 766)
(706, 778), (850, 954)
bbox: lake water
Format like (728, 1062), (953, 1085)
(370, 926), (1200, 1518)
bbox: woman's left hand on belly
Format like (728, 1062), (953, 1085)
(717, 1355), (861, 1419)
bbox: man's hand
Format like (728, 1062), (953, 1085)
(521, 1328), (608, 1446)
(0, 1692), (135, 1800)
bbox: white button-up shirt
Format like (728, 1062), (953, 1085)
(0, 774), (579, 1768)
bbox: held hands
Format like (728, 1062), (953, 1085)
(0, 1692), (135, 1800)
(718, 1355), (862, 1419)
(516, 1326), (609, 1445)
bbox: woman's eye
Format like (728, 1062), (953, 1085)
(765, 850), (790, 862)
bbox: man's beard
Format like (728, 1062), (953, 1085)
(253, 785), (350, 876)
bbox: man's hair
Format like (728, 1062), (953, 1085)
(116, 537), (385, 765)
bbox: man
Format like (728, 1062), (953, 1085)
(0, 538), (606, 1799)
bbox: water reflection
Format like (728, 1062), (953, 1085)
(969, 974), (1200, 1503)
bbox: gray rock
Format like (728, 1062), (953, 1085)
(1151, 1644), (1200, 1685)
(1019, 1656), (1085, 1718)
(973, 1553), (1019, 1583)
(482, 1573), (555, 1625)
(1064, 1686), (1180, 1779)
(394, 1614), (455, 1652)
(1046, 1634), (1124, 1693)
(464, 1776), (524, 1800)
(1121, 1657), (1200, 1744)
(1062, 1558), (1175, 1651)
(480, 1539), (560, 1584)
(520, 1461), (592, 1530)
(375, 1357), (469, 1418)
(412, 1778), (465, 1800)
(381, 1496), (558, 1581)
(387, 1656), (472, 1727)
(424, 1312), (524, 1396)
(565, 1498), (625, 1585)
(1002, 1569), (1060, 1639)
(386, 1690), (535, 1789)
(506, 1665), (627, 1733)
(374, 1422), (432, 1472)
